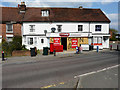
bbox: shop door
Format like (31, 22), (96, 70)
(61, 37), (67, 50)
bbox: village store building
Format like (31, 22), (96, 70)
(21, 3), (110, 51)
(0, 2), (110, 51)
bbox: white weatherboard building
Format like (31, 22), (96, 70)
(21, 6), (110, 51)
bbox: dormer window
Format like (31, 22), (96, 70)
(41, 10), (49, 17)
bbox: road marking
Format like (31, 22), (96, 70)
(59, 82), (65, 84)
(74, 64), (119, 78)
(41, 84), (56, 88)
(41, 82), (65, 89)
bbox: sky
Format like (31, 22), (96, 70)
(0, 0), (119, 33)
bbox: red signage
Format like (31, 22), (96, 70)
(54, 38), (60, 45)
(91, 43), (102, 45)
(59, 33), (70, 37)
(72, 39), (78, 48)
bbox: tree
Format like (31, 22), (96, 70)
(110, 28), (118, 41)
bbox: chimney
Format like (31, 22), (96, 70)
(18, 2), (26, 13)
(79, 6), (83, 9)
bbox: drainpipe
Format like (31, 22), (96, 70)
(89, 22), (91, 45)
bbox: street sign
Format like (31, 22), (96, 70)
(59, 33), (70, 37)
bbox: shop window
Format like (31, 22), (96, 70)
(41, 39), (44, 43)
(95, 25), (101, 31)
(78, 25), (83, 31)
(94, 37), (97, 43)
(94, 37), (102, 43)
(29, 25), (35, 32)
(57, 25), (62, 32)
(98, 37), (102, 43)
(41, 10), (49, 17)
(6, 24), (13, 33)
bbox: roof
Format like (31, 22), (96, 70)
(0, 7), (111, 23)
(1, 7), (24, 22)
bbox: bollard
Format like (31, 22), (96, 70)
(110, 45), (112, 50)
(53, 50), (56, 56)
(97, 46), (99, 52)
(76, 46), (79, 54)
(2, 51), (5, 61)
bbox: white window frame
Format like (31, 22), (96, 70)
(78, 25), (83, 31)
(6, 37), (13, 42)
(28, 37), (33, 45)
(95, 25), (101, 31)
(41, 39), (44, 44)
(6, 24), (13, 33)
(41, 10), (49, 17)
(29, 25), (35, 32)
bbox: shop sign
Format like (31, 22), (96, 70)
(54, 38), (60, 45)
(59, 33), (70, 37)
(72, 39), (78, 48)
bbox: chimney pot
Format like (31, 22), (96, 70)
(21, 2), (25, 5)
(79, 6), (83, 9)
(18, 2), (26, 14)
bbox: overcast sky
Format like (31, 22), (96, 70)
(0, 0), (119, 33)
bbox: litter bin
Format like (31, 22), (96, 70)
(30, 48), (36, 57)
(89, 45), (92, 51)
(43, 47), (49, 55)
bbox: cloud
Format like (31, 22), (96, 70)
(106, 13), (118, 30)
(25, 2), (93, 8)
(100, 0), (119, 5)
(1, 0), (120, 2)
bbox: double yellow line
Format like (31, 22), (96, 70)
(41, 82), (65, 89)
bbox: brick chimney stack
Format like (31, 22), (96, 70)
(18, 2), (26, 13)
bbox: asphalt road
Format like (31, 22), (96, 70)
(2, 51), (119, 88)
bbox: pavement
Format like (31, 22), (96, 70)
(1, 49), (112, 65)
(76, 65), (119, 88)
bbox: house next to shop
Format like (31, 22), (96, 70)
(1, 2), (111, 51)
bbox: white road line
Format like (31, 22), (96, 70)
(74, 64), (119, 78)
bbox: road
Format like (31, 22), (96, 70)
(2, 50), (119, 88)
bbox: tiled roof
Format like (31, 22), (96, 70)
(1, 7), (24, 22)
(1, 7), (110, 23)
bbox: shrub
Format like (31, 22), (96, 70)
(12, 36), (22, 50)
(2, 36), (23, 56)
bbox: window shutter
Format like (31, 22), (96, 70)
(27, 37), (30, 44)
(34, 37), (37, 45)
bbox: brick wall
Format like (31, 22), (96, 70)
(1, 23), (22, 41)
(1, 24), (6, 40)
(0, 24), (2, 36)
(109, 30), (112, 39)
(13, 24), (21, 36)
(12, 50), (30, 56)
